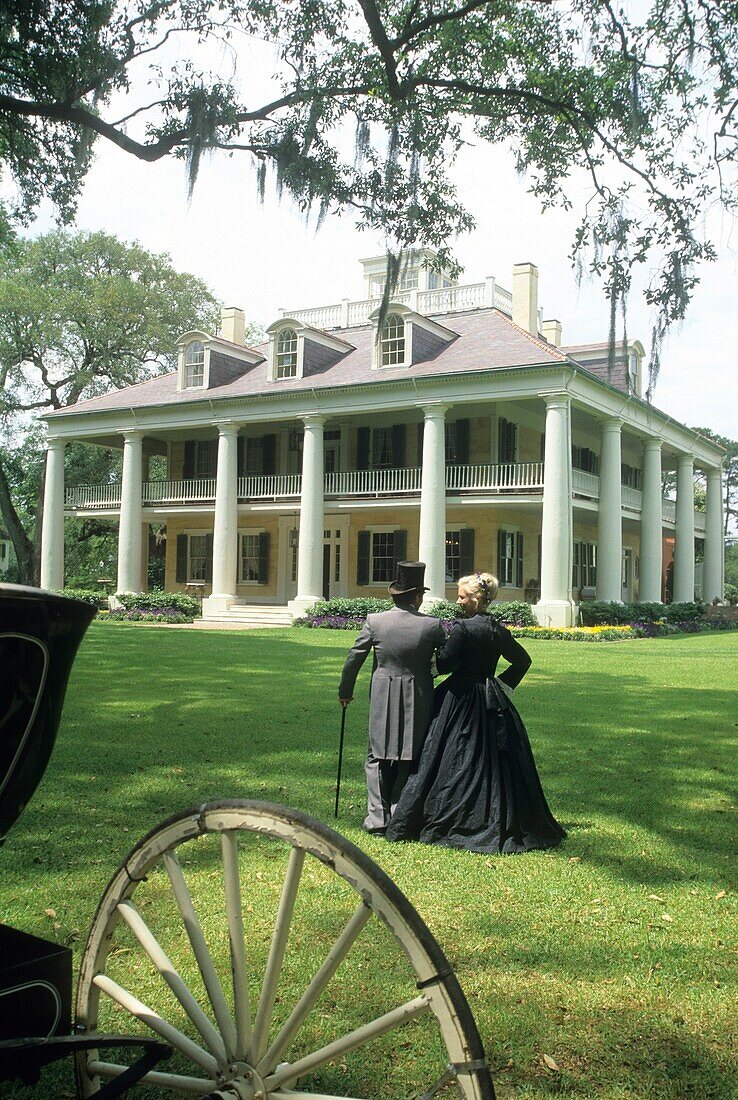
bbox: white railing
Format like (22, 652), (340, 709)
(325, 467), (422, 496)
(284, 278), (512, 330)
(143, 479), (216, 503)
(694, 512), (706, 535)
(662, 498), (676, 523)
(622, 486), (643, 512)
(65, 482), (122, 508)
(572, 470), (600, 498)
(237, 474), (301, 498)
(447, 462), (543, 491)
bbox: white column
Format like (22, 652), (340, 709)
(290, 414), (325, 616)
(674, 453), (695, 603)
(703, 465), (724, 603)
(596, 418), (623, 602)
(40, 438), (66, 590)
(203, 423), (240, 615)
(639, 438), (663, 603)
(116, 431), (144, 594)
(418, 404), (448, 605)
(535, 394), (575, 627)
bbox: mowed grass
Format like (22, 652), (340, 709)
(1, 624), (736, 1098)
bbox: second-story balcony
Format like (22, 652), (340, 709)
(63, 464), (706, 534)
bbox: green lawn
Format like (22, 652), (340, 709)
(2, 625), (736, 1098)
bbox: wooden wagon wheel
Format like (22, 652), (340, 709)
(75, 800), (494, 1099)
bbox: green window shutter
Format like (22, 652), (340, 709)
(357, 530), (370, 584)
(357, 427), (370, 470)
(237, 435), (245, 477)
(516, 533), (524, 588)
(183, 441), (195, 479)
(176, 534), (188, 583)
(391, 424), (406, 467)
(258, 532), (270, 584)
(416, 423), (423, 466)
(455, 419), (470, 465)
(262, 434), (276, 475)
(459, 528), (475, 576)
(204, 534), (214, 583)
(393, 529), (407, 574)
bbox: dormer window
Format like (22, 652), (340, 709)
(381, 314), (406, 366)
(184, 340), (205, 387)
(276, 329), (298, 379)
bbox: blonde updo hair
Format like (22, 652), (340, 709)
(458, 572), (499, 610)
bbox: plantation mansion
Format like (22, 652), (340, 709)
(41, 250), (725, 627)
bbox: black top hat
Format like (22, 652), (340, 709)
(388, 561), (429, 596)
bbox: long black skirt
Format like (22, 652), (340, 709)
(385, 678), (566, 854)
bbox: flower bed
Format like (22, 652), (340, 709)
(511, 625), (637, 641)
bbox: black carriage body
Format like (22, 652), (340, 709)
(0, 584), (96, 843)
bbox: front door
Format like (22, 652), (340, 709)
(323, 527), (343, 599)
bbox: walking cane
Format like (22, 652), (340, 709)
(334, 705), (347, 818)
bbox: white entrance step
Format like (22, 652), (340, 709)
(200, 603), (293, 628)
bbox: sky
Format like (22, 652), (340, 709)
(22, 31), (738, 441)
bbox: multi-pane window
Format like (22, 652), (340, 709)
(446, 530), (461, 583)
(193, 440), (216, 477)
(498, 529), (523, 587)
(381, 314), (405, 366)
(239, 533), (261, 582)
(427, 272), (453, 290)
(276, 328), (298, 378)
(184, 341), (205, 387)
(188, 534), (209, 582)
(371, 427), (393, 468)
(371, 532), (396, 583)
(573, 542), (597, 588)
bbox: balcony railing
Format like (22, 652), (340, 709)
(63, 468), (708, 534)
(447, 462), (543, 491)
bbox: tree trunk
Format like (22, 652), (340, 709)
(0, 456), (39, 584)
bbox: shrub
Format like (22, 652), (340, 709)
(107, 607), (192, 624)
(487, 600), (537, 627)
(426, 599), (460, 622)
(580, 600), (707, 627)
(59, 587), (109, 611)
(725, 583), (738, 606)
(304, 597), (392, 620)
(114, 590), (201, 618)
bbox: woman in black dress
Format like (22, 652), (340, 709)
(386, 572), (566, 854)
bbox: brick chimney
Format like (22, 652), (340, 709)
(220, 306), (246, 345)
(512, 263), (539, 335)
(541, 319), (562, 347)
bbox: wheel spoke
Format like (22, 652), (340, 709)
(221, 830), (252, 1060)
(88, 1059), (216, 1095)
(258, 902), (373, 1075)
(263, 994), (430, 1091)
(163, 849), (238, 1060)
(252, 845), (305, 1059)
(92, 973), (221, 1076)
(117, 900), (227, 1063)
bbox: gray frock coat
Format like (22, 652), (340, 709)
(339, 606), (446, 761)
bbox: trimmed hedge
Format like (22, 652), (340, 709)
(579, 600), (707, 626)
(295, 597), (537, 630)
(59, 587), (109, 611)
(114, 590), (201, 618)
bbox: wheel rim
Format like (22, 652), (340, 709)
(75, 800), (494, 1099)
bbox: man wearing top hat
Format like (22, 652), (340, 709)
(338, 561), (446, 834)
